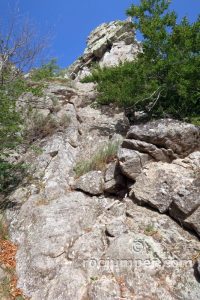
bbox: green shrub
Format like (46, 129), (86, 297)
(31, 58), (60, 81)
(191, 116), (200, 126)
(74, 141), (120, 177)
(0, 160), (27, 196)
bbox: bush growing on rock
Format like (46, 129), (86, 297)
(0, 12), (49, 194)
(83, 0), (200, 121)
(30, 59), (60, 81)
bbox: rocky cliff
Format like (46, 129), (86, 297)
(67, 20), (141, 80)
(1, 20), (200, 300)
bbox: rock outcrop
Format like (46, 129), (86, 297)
(3, 21), (200, 300)
(75, 171), (104, 195)
(116, 120), (200, 239)
(68, 20), (141, 80)
(126, 119), (200, 159)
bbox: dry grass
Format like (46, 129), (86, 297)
(144, 224), (158, 236)
(74, 141), (120, 178)
(25, 113), (71, 142)
(0, 217), (27, 299)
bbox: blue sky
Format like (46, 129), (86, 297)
(1, 0), (199, 68)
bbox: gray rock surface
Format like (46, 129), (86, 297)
(122, 138), (176, 162)
(88, 277), (121, 300)
(184, 206), (200, 236)
(3, 21), (200, 300)
(99, 41), (140, 68)
(75, 171), (104, 195)
(118, 147), (152, 180)
(68, 20), (141, 80)
(104, 161), (126, 195)
(127, 119), (200, 158)
(7, 190), (200, 299)
(130, 152), (200, 235)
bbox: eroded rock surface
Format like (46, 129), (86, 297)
(118, 147), (152, 180)
(3, 21), (200, 300)
(126, 119), (200, 158)
(7, 191), (200, 299)
(75, 171), (104, 195)
(130, 155), (200, 219)
(68, 20), (141, 80)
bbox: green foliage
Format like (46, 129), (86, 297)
(0, 84), (23, 152)
(190, 116), (200, 126)
(31, 58), (60, 81)
(83, 0), (200, 120)
(0, 160), (27, 195)
(0, 75), (44, 194)
(74, 141), (120, 178)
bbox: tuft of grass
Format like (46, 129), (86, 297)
(0, 216), (8, 240)
(144, 224), (158, 236)
(74, 141), (120, 178)
(29, 145), (43, 155)
(0, 276), (10, 299)
(24, 113), (71, 143)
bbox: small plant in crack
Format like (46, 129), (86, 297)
(74, 140), (120, 178)
(144, 224), (158, 236)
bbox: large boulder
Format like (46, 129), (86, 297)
(122, 139), (176, 162)
(126, 119), (200, 158)
(118, 147), (152, 180)
(130, 152), (200, 236)
(75, 171), (104, 195)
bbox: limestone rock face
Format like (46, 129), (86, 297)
(127, 119), (200, 158)
(68, 20), (141, 80)
(75, 171), (104, 195)
(99, 41), (139, 68)
(4, 20), (200, 300)
(7, 192), (102, 299)
(7, 191), (200, 300)
(85, 21), (134, 57)
(118, 147), (152, 180)
(131, 154), (200, 213)
(118, 118), (200, 239)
